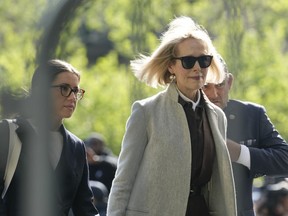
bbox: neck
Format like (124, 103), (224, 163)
(180, 89), (199, 102)
(188, 91), (198, 102)
(51, 118), (62, 131)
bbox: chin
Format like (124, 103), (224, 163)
(62, 112), (73, 119)
(217, 104), (225, 109)
(65, 114), (73, 119)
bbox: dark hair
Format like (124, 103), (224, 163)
(20, 59), (81, 118)
(31, 59), (80, 96)
(1, 59), (80, 118)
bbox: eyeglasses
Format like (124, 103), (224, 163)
(173, 55), (213, 69)
(51, 84), (85, 100)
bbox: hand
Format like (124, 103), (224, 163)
(226, 138), (241, 162)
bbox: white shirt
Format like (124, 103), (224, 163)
(49, 131), (63, 169)
(27, 119), (63, 169)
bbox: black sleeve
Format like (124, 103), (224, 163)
(249, 106), (288, 177)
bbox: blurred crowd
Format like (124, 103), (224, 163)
(84, 132), (118, 216)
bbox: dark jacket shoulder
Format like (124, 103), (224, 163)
(225, 99), (264, 114)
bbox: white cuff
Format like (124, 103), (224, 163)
(236, 144), (251, 169)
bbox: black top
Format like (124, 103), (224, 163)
(178, 92), (215, 192)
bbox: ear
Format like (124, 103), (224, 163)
(227, 73), (233, 90)
(168, 61), (175, 74)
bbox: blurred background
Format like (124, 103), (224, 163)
(1, 0), (288, 159)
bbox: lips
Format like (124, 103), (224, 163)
(64, 104), (75, 110)
(189, 75), (203, 80)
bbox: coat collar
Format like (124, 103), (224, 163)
(166, 81), (217, 114)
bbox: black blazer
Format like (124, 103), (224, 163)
(224, 100), (288, 216)
(0, 118), (98, 216)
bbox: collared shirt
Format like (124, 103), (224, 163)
(177, 91), (207, 189)
(177, 89), (201, 111)
(177, 89), (251, 169)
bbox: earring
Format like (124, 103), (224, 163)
(170, 73), (176, 80)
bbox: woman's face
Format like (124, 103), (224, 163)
(50, 72), (80, 124)
(169, 37), (209, 100)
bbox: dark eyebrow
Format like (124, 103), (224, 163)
(54, 83), (79, 89)
(52, 83), (70, 87)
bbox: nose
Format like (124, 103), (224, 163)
(68, 91), (77, 101)
(205, 85), (218, 100)
(193, 60), (201, 71)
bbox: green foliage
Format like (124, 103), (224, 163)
(66, 52), (132, 153)
(1, 0), (288, 155)
(0, 0), (43, 89)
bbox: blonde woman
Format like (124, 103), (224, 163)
(107, 16), (237, 216)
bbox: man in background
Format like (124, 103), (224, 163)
(203, 55), (288, 216)
(84, 132), (117, 192)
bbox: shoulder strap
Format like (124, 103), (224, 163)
(0, 120), (9, 188)
(1, 119), (22, 199)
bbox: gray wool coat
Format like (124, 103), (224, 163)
(107, 82), (237, 216)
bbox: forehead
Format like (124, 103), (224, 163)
(176, 37), (209, 56)
(53, 71), (80, 83)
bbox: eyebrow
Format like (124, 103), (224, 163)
(217, 80), (225, 85)
(53, 83), (79, 88)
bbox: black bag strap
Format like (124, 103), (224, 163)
(0, 120), (10, 193)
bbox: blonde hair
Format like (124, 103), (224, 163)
(130, 16), (225, 88)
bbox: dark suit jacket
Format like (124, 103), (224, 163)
(224, 100), (288, 216)
(0, 118), (98, 216)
